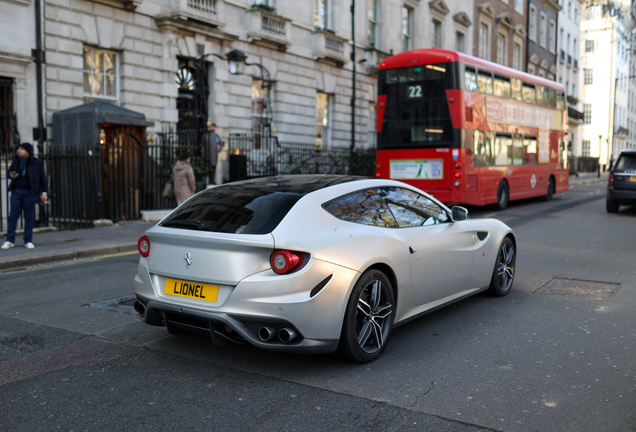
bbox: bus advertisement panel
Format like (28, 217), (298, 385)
(374, 48), (569, 209)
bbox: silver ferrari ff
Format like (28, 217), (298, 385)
(133, 175), (516, 363)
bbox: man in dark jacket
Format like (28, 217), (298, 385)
(2, 143), (48, 249)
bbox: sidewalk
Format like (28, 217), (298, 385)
(0, 221), (155, 271)
(568, 170), (609, 186)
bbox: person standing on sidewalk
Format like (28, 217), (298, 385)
(203, 119), (223, 185)
(171, 149), (195, 206)
(2, 143), (48, 250)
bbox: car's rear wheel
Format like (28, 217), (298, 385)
(544, 176), (555, 201)
(488, 237), (516, 296)
(338, 269), (394, 363)
(496, 180), (509, 210)
(606, 198), (620, 213)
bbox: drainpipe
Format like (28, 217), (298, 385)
(33, 0), (45, 152)
(350, 0), (356, 153)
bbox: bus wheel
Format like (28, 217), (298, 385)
(544, 176), (555, 201)
(496, 181), (509, 210)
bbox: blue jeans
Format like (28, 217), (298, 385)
(7, 189), (38, 244)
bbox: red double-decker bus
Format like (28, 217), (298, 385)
(374, 49), (569, 209)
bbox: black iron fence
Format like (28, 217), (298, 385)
(1, 129), (376, 233)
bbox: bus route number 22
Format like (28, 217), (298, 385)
(408, 85), (422, 98)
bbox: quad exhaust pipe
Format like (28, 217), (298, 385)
(134, 300), (146, 317)
(258, 326), (297, 343)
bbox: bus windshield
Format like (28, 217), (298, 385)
(378, 62), (458, 149)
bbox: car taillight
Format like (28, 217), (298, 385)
(608, 173), (614, 186)
(270, 250), (303, 274)
(138, 236), (150, 257)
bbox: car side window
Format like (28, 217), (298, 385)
(323, 189), (398, 228)
(378, 187), (449, 227)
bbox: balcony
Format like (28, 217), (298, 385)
(247, 7), (291, 50)
(362, 47), (391, 75)
(615, 126), (629, 139)
(170, 0), (224, 27)
(312, 30), (348, 66)
(568, 106), (584, 124)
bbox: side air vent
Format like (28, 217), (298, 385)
(465, 107), (474, 123)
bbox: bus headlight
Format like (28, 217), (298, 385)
(454, 181), (460, 187)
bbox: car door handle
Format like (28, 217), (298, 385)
(409, 246), (416, 254)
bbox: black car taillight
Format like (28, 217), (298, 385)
(270, 250), (303, 274)
(138, 236), (150, 257)
(608, 173), (614, 186)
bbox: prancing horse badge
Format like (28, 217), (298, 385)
(184, 252), (192, 269)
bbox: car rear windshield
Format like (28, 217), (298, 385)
(160, 188), (303, 234)
(615, 153), (636, 170)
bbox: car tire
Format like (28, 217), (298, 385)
(496, 180), (509, 210)
(338, 269), (394, 363)
(488, 237), (516, 297)
(606, 198), (620, 213)
(544, 176), (555, 201)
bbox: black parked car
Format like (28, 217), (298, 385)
(607, 149), (636, 213)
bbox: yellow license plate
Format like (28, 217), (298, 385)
(164, 278), (219, 302)
(630, 176), (636, 182)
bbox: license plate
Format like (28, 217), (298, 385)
(630, 176), (636, 182)
(164, 278), (219, 302)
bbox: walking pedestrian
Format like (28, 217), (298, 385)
(172, 149), (196, 206)
(204, 119), (223, 184)
(2, 143), (48, 250)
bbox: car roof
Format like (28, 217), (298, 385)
(618, 149), (636, 155)
(217, 175), (369, 195)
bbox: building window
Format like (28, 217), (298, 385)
(587, 5), (601, 20)
(582, 139), (590, 156)
(583, 103), (592, 124)
(539, 14), (547, 47)
(252, 79), (272, 134)
(316, 92), (330, 148)
(368, 102), (376, 147)
(549, 21), (556, 53)
(529, 6), (537, 41)
(497, 34), (506, 65)
(513, 42), (521, 69)
(315, 0), (331, 30)
(514, 0), (524, 14)
(367, 0), (379, 46)
(432, 19), (442, 48)
(402, 6), (413, 52)
(456, 32), (465, 53)
(568, 1), (572, 18)
(0, 77), (16, 154)
(479, 23), (489, 60)
(83, 47), (118, 103)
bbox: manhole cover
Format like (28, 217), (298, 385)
(87, 294), (137, 315)
(532, 277), (621, 302)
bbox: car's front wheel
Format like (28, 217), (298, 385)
(488, 237), (516, 296)
(338, 269), (394, 363)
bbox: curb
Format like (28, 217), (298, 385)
(0, 243), (137, 270)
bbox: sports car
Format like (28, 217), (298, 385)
(133, 175), (516, 362)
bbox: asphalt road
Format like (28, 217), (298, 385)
(1, 182), (635, 432)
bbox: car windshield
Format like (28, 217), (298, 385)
(615, 153), (636, 170)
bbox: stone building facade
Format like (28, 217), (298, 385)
(525, 0), (559, 79)
(473, 0), (527, 69)
(0, 0), (478, 152)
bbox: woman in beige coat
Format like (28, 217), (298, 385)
(172, 150), (196, 205)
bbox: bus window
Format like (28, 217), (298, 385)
(494, 134), (512, 165)
(536, 85), (546, 106)
(465, 67), (478, 91)
(472, 130), (496, 167)
(523, 137), (538, 165)
(477, 71), (493, 94)
(512, 134), (524, 165)
(545, 88), (556, 107)
(511, 78), (522, 101)
(494, 76), (511, 98)
(556, 91), (565, 110)
(522, 83), (536, 104)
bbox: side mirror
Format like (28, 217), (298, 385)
(451, 206), (469, 221)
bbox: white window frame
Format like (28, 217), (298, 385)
(456, 31), (465, 53)
(539, 13), (547, 48)
(367, 0), (380, 47)
(479, 22), (489, 60)
(83, 46), (120, 104)
(529, 5), (537, 42)
(432, 19), (442, 48)
(549, 20), (556, 53)
(497, 33), (506, 65)
(514, 0), (523, 13)
(402, 6), (413, 52)
(513, 41), (521, 70)
(315, 0), (332, 30)
(585, 39), (594, 53)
